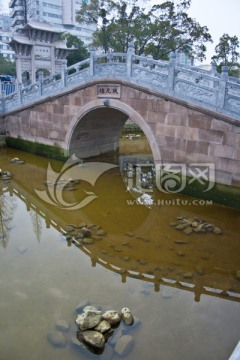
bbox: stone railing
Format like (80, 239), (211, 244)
(1, 44), (240, 121)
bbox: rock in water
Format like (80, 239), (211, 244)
(114, 335), (134, 356)
(55, 319), (70, 332)
(78, 330), (105, 349)
(213, 227), (223, 235)
(47, 331), (67, 348)
(76, 311), (102, 331)
(75, 299), (91, 314)
(102, 310), (121, 325)
(83, 306), (101, 314)
(120, 308), (134, 325)
(94, 320), (111, 333)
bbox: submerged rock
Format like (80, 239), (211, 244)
(78, 330), (105, 349)
(94, 320), (111, 333)
(114, 335), (134, 356)
(171, 216), (223, 236)
(74, 303), (137, 357)
(121, 308), (134, 326)
(76, 311), (102, 331)
(47, 331), (67, 348)
(102, 310), (121, 325)
(55, 320), (70, 332)
(75, 299), (91, 314)
(213, 227), (223, 235)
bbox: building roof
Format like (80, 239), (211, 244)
(22, 21), (65, 34)
(9, 34), (70, 50)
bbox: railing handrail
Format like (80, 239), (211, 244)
(1, 47), (240, 122)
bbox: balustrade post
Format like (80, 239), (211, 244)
(89, 46), (96, 76)
(61, 60), (68, 87)
(18, 82), (23, 105)
(127, 43), (135, 78)
(38, 71), (43, 96)
(217, 65), (228, 109)
(167, 52), (176, 92)
(0, 83), (4, 113)
(0, 95), (5, 114)
(210, 60), (217, 75)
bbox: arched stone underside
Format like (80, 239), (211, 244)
(66, 99), (161, 164)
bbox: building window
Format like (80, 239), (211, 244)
(43, 12), (62, 19)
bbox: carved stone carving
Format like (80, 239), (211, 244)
(175, 81), (215, 103)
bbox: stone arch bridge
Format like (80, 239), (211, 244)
(0, 46), (240, 190)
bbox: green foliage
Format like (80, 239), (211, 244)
(76, 0), (212, 61)
(63, 34), (89, 66)
(0, 58), (16, 76)
(212, 33), (240, 76)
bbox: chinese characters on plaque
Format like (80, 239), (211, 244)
(97, 85), (121, 98)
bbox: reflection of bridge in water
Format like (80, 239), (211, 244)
(1, 175), (239, 304)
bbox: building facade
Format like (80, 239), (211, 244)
(9, 0), (95, 45)
(6, 0), (96, 83)
(0, 14), (15, 61)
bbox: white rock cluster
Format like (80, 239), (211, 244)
(75, 305), (134, 355)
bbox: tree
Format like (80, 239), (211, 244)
(212, 33), (240, 76)
(145, 1), (212, 61)
(63, 34), (89, 66)
(77, 0), (112, 53)
(0, 57), (16, 76)
(76, 0), (212, 61)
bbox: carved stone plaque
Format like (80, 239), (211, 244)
(97, 84), (121, 98)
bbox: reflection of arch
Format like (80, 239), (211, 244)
(4, 172), (240, 304)
(65, 99), (161, 165)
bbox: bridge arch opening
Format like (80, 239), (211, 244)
(66, 99), (161, 165)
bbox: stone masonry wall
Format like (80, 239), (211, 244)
(2, 81), (240, 188)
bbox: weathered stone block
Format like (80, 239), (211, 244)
(222, 132), (236, 146)
(126, 88), (139, 99)
(156, 123), (176, 137)
(217, 158), (240, 174)
(73, 96), (82, 106)
(189, 115), (211, 129)
(165, 113), (188, 126)
(53, 104), (64, 114)
(146, 111), (165, 123)
(175, 150), (215, 164)
(160, 148), (175, 162)
(165, 136), (186, 151)
(186, 140), (209, 155)
(235, 149), (240, 160)
(198, 129), (223, 143)
(209, 144), (235, 159)
(211, 118), (233, 132)
(175, 126), (199, 141)
(215, 170), (233, 185)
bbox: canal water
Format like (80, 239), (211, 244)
(0, 144), (240, 360)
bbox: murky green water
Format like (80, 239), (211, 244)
(0, 147), (240, 360)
